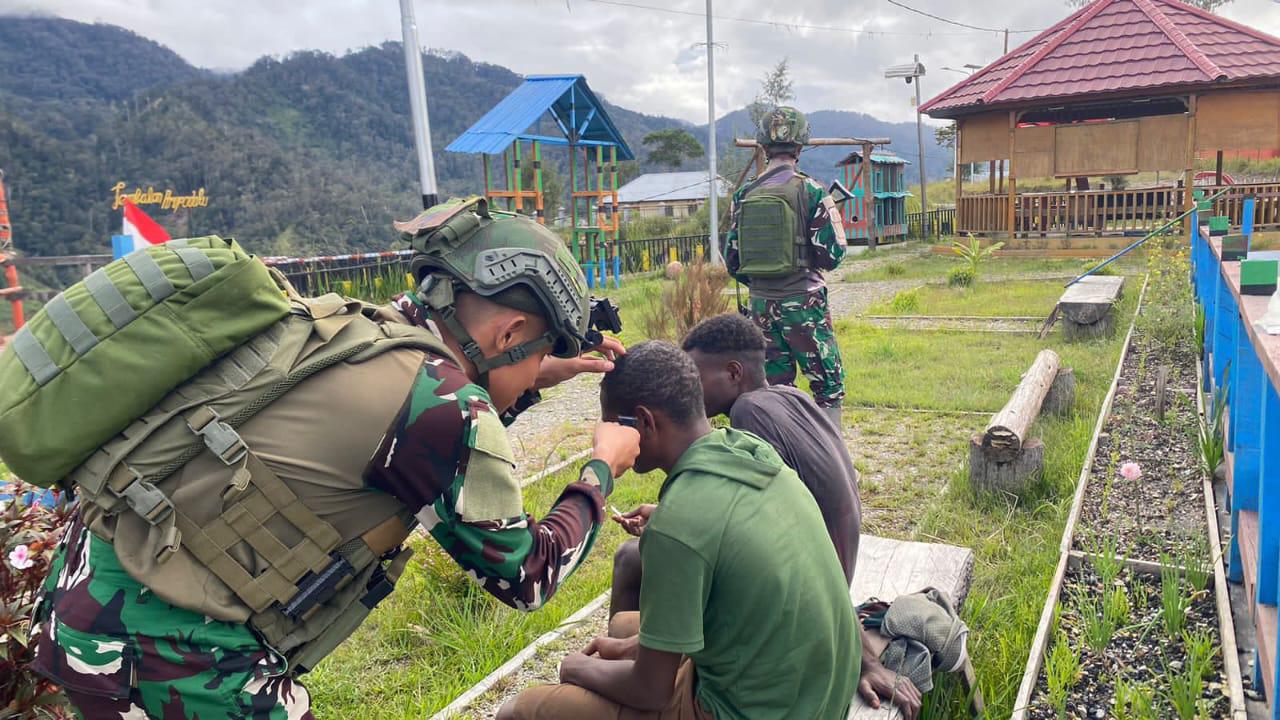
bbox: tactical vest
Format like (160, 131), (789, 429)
(735, 169), (812, 278)
(75, 295), (450, 675)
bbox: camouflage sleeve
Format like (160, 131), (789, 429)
(725, 186), (747, 284)
(804, 178), (847, 272)
(364, 354), (613, 611)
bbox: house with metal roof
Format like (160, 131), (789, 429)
(835, 149), (912, 246)
(615, 171), (729, 220)
(920, 0), (1280, 240)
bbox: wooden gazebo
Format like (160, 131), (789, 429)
(921, 0), (1280, 239)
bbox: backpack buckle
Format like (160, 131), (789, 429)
(119, 469), (174, 525)
(187, 407), (248, 466)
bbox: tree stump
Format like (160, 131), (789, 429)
(969, 436), (1045, 496)
(1044, 367), (1076, 416)
(1063, 312), (1117, 340)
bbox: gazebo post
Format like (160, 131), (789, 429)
(1006, 110), (1018, 239)
(1185, 93), (1199, 230)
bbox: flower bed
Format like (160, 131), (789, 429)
(1, 476), (74, 718)
(1026, 557), (1225, 718)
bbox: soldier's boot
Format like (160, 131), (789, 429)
(824, 404), (842, 430)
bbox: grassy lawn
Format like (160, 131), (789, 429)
(835, 285), (1135, 413)
(867, 279), (1066, 319)
(834, 287), (1139, 717)
(307, 467), (664, 718)
(842, 251), (1088, 283)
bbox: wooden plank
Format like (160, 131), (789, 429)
(850, 535), (974, 608)
(1240, 509), (1260, 612)
(1058, 275), (1125, 325)
(1260, 604), (1278, 707)
(847, 535), (976, 720)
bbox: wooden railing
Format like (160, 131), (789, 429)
(957, 195), (1009, 233)
(958, 182), (1280, 237)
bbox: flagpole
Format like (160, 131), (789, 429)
(400, 0), (439, 209)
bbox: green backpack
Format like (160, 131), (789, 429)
(0, 237), (291, 487)
(735, 170), (811, 278)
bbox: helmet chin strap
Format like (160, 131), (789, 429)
(418, 275), (553, 388)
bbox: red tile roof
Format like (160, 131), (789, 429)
(920, 0), (1280, 116)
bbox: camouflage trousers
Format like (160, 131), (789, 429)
(30, 518), (315, 719)
(749, 288), (846, 408)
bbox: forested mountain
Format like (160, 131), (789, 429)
(0, 16), (948, 257)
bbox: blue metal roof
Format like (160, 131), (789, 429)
(835, 149), (910, 167)
(445, 75), (634, 160)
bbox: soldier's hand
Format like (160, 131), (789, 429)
(533, 336), (626, 390)
(611, 504), (656, 537)
(592, 422), (640, 478)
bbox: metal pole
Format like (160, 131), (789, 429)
(400, 0), (438, 209)
(706, 0), (721, 264)
(914, 55), (928, 239)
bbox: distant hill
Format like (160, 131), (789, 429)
(0, 16), (948, 258)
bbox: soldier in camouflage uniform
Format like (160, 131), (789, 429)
(30, 204), (640, 718)
(725, 106), (848, 428)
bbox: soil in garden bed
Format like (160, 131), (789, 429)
(1027, 563), (1227, 719)
(1073, 332), (1204, 562)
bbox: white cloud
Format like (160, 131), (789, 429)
(4, 0), (1280, 125)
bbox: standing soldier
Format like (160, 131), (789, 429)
(725, 106), (848, 428)
(19, 199), (639, 718)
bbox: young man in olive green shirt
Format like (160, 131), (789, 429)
(499, 341), (859, 720)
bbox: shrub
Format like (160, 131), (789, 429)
(884, 262), (906, 277)
(1, 476), (75, 717)
(889, 289), (921, 314)
(949, 234), (1004, 281)
(638, 261), (731, 342)
(947, 266), (975, 287)
(1079, 259), (1118, 276)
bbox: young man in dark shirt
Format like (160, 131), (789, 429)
(611, 314), (921, 718)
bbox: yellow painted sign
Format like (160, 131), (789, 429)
(111, 182), (210, 211)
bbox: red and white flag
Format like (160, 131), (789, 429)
(118, 199), (171, 254)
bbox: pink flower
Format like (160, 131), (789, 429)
(8, 544), (34, 570)
(1120, 462), (1143, 481)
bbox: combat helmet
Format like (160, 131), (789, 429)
(756, 106), (810, 153)
(395, 197), (589, 384)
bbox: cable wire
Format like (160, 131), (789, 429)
(882, 0), (1044, 34)
(581, 0), (1000, 37)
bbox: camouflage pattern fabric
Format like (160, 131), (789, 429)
(364, 293), (614, 611)
(756, 106), (811, 147)
(31, 519), (314, 719)
(724, 163), (847, 299)
(748, 288), (846, 409)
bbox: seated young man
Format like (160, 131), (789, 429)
(498, 341), (860, 720)
(611, 313), (921, 718)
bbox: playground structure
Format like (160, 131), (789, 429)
(445, 75), (633, 287)
(0, 169), (22, 338)
(835, 149), (911, 247)
(730, 136), (892, 245)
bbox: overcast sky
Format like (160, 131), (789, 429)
(6, 0), (1280, 127)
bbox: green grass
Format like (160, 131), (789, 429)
(836, 287), (1135, 413)
(827, 271), (1139, 716)
(843, 253), (1086, 283)
(868, 279), (1068, 318)
(307, 467), (664, 717)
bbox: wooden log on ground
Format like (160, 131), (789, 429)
(970, 436), (1046, 495)
(1044, 367), (1076, 416)
(982, 349), (1061, 462)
